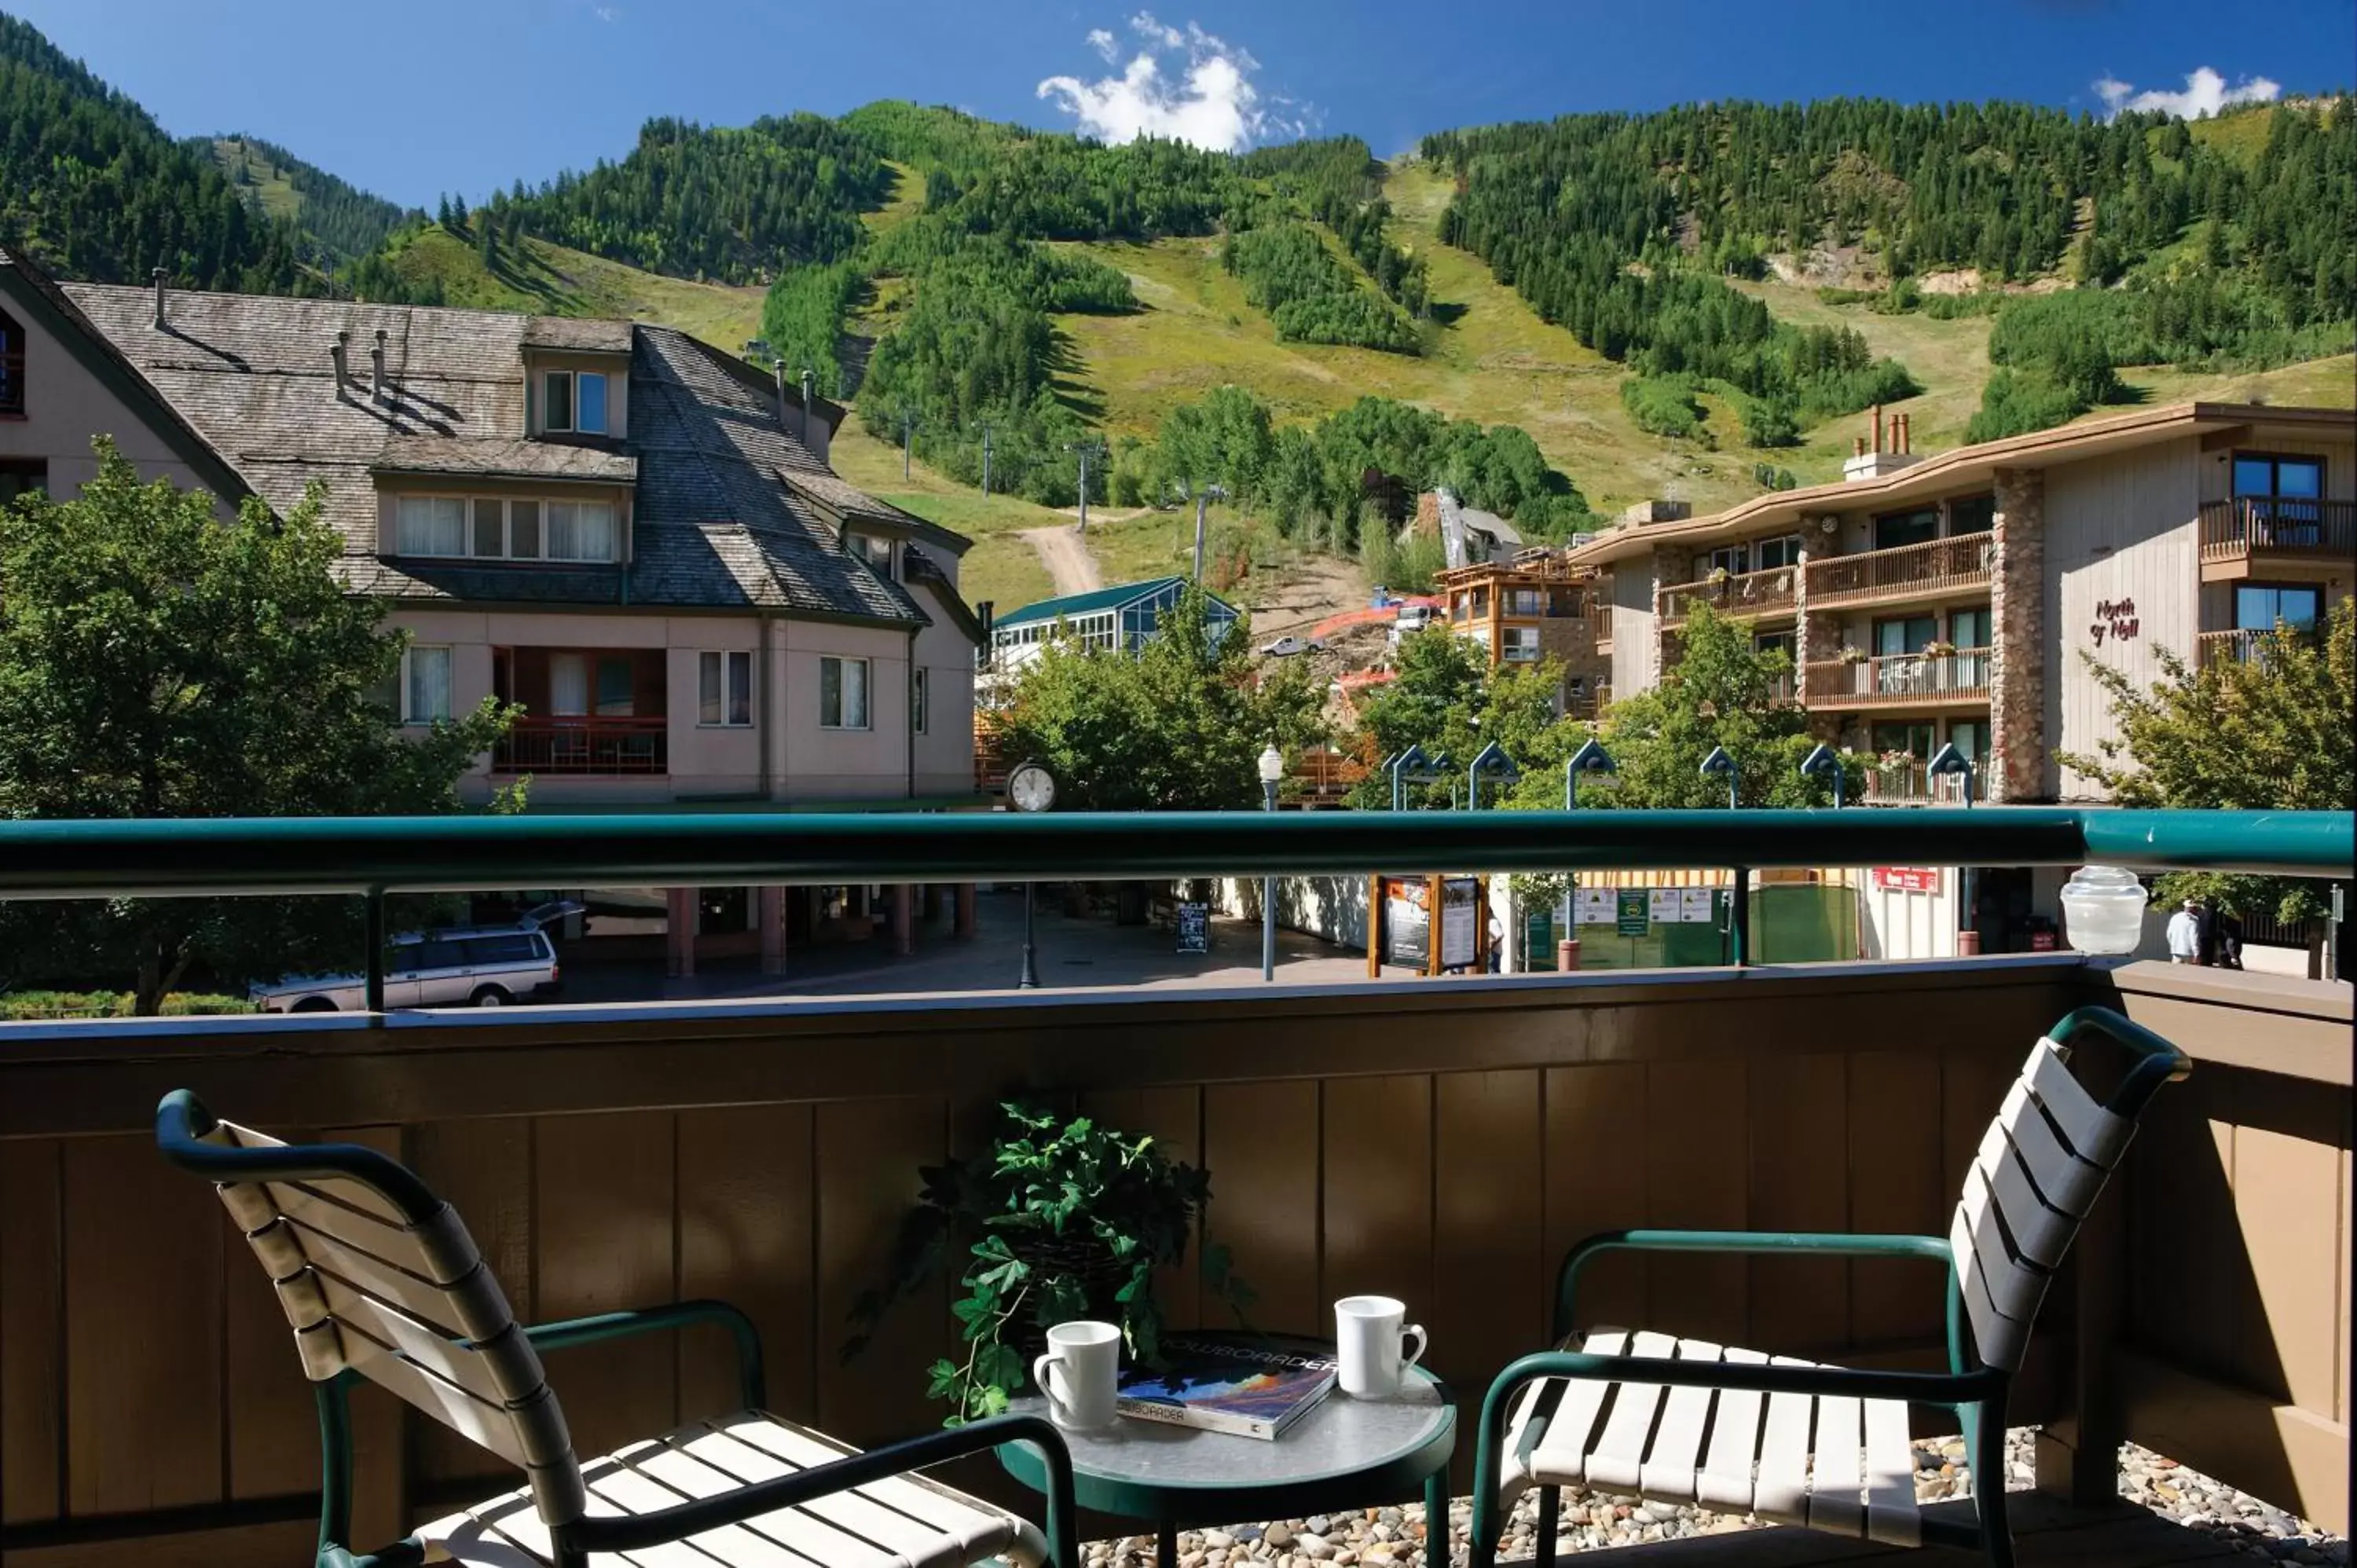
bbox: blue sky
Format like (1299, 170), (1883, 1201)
(13, 0), (2353, 209)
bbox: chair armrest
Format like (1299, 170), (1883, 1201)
(524, 1300), (766, 1411)
(558, 1412), (1078, 1568)
(1553, 1229), (1951, 1340)
(1466, 1350), (2005, 1557)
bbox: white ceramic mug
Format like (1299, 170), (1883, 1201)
(1032, 1320), (1121, 1430)
(1335, 1295), (1427, 1398)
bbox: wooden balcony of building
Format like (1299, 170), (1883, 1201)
(2197, 625), (2326, 671)
(1659, 566), (1799, 629)
(1803, 649), (1993, 711)
(1805, 534), (1995, 613)
(1861, 759), (1974, 806)
(489, 715), (669, 775)
(1593, 603), (1613, 655)
(2198, 497), (2356, 581)
(0, 813), (2347, 1568)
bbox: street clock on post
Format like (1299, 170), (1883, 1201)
(1006, 762), (1055, 987)
(1007, 762), (1058, 815)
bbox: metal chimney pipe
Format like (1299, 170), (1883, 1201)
(1899, 413), (1912, 453)
(772, 361), (790, 432)
(370, 329), (387, 404)
(330, 332), (350, 394)
(151, 267), (167, 329)
(800, 369), (815, 449)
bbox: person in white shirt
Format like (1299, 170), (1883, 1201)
(2165, 898), (2204, 964)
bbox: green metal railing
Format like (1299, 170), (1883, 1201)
(0, 809), (2344, 1005)
(0, 808), (2345, 898)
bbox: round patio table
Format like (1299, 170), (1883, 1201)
(998, 1333), (1455, 1565)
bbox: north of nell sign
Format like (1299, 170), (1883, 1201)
(2090, 596), (2139, 647)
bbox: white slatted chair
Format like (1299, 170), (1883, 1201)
(1467, 1006), (2188, 1568)
(156, 1090), (1076, 1568)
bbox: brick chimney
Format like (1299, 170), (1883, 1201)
(1845, 408), (1926, 482)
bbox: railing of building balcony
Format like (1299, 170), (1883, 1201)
(492, 716), (669, 775)
(0, 810), (2349, 1560)
(1803, 647), (1994, 707)
(1659, 565), (1798, 627)
(1, 809), (2341, 904)
(2198, 496), (2357, 561)
(1806, 532), (1996, 609)
(2197, 625), (2326, 670)
(1863, 759), (1977, 806)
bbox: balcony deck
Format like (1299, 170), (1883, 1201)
(0, 811), (2347, 1567)
(1805, 535), (1993, 613)
(1803, 650), (1992, 711)
(2198, 498), (2356, 581)
(1530, 1493), (2250, 1566)
(1659, 566), (1798, 628)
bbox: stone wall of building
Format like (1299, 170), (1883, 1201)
(1989, 466), (2047, 802)
(1651, 544), (1695, 683)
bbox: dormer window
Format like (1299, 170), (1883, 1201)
(852, 532), (896, 580)
(543, 369), (608, 436)
(0, 306), (24, 417)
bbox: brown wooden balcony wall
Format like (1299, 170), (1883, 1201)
(1659, 566), (1798, 628)
(2198, 497), (2357, 563)
(1805, 533), (1995, 610)
(1, 961), (2347, 1559)
(1802, 648), (1994, 709)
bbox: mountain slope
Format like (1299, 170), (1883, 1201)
(0, 13), (309, 291)
(195, 133), (417, 266)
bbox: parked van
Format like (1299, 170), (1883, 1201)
(249, 910), (570, 1013)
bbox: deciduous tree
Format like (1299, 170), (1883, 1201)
(994, 584), (1325, 811)
(2061, 602), (2354, 922)
(0, 443), (518, 1012)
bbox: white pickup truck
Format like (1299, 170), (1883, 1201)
(1387, 603), (1435, 645)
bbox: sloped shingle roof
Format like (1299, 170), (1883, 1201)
(53, 280), (942, 624)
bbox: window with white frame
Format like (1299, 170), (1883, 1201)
(1752, 533), (1805, 571)
(544, 500), (618, 562)
(1501, 626), (1542, 661)
(1706, 543), (1749, 577)
(911, 666), (929, 735)
(699, 650), (753, 727)
(820, 656), (870, 729)
(402, 646), (453, 724)
(541, 369), (609, 435)
(398, 496), (467, 556)
(397, 494), (616, 562)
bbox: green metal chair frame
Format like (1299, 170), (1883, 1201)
(1465, 1006), (2190, 1568)
(156, 1090), (1079, 1568)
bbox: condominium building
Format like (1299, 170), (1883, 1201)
(1565, 402), (2353, 805)
(0, 251), (988, 972)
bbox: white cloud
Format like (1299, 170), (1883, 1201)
(1036, 13), (1312, 152)
(592, 3), (621, 19)
(2094, 66), (2281, 119)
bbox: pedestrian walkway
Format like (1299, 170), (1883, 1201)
(558, 890), (1395, 1005)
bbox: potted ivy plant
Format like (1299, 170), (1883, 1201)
(844, 1102), (1248, 1423)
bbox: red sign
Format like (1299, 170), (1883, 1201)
(2030, 930), (2058, 951)
(1873, 866), (1941, 894)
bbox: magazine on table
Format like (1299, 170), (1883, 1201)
(1116, 1332), (1337, 1440)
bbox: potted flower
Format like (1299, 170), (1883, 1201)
(1836, 645), (1868, 664)
(1921, 639), (1957, 657)
(845, 1103), (1248, 1423)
